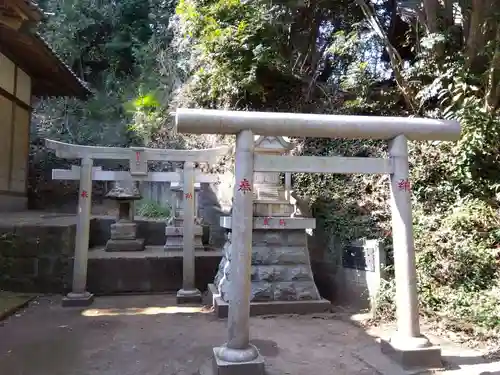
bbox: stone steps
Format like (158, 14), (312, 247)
(86, 246), (222, 294)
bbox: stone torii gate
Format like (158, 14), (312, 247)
(174, 109), (461, 374)
(45, 139), (231, 307)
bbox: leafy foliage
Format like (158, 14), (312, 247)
(34, 0), (179, 147)
(33, 0), (500, 338)
(136, 199), (172, 219)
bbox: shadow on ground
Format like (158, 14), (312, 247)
(0, 295), (498, 375)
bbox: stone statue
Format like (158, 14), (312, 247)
(290, 190), (312, 218)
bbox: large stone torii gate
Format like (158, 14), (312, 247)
(174, 108), (461, 374)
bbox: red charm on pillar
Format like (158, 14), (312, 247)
(397, 179), (411, 192)
(279, 219), (286, 227)
(81, 190), (88, 198)
(263, 217), (270, 226)
(185, 192), (193, 199)
(238, 178), (252, 194)
(135, 151), (140, 165)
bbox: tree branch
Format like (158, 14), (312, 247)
(355, 0), (417, 112)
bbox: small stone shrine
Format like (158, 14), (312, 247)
(214, 136), (323, 306)
(105, 180), (145, 252)
(164, 172), (204, 251)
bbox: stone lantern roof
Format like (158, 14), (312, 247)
(253, 135), (292, 154)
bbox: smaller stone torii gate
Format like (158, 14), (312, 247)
(45, 139), (231, 306)
(174, 109), (461, 374)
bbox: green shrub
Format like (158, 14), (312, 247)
(135, 200), (172, 219)
(375, 198), (500, 334)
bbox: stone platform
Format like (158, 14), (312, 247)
(213, 217), (330, 315)
(208, 284), (331, 318)
(87, 246), (222, 294)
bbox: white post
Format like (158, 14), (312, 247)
(285, 172), (291, 202)
(214, 129), (264, 372)
(176, 161), (202, 304)
(388, 135), (428, 346)
(62, 157), (94, 307)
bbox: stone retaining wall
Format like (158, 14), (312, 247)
(87, 254), (221, 294)
(0, 223), (75, 293)
(0, 216), (220, 294)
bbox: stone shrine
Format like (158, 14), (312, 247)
(164, 172), (204, 251)
(213, 136), (324, 306)
(105, 181), (145, 252)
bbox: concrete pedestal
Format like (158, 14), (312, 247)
(176, 288), (203, 304)
(62, 292), (94, 307)
(164, 223), (204, 251)
(105, 221), (145, 252)
(208, 284), (331, 318)
(380, 336), (442, 369)
(105, 238), (145, 252)
(212, 346), (265, 375)
(213, 216), (331, 315)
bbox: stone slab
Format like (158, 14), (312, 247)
(87, 249), (222, 294)
(61, 293), (94, 307)
(208, 284), (331, 318)
(212, 347), (265, 375)
(176, 289), (203, 304)
(220, 216), (316, 230)
(164, 238), (205, 251)
(380, 338), (443, 370)
(253, 202), (294, 217)
(105, 238), (145, 252)
(165, 225), (203, 236)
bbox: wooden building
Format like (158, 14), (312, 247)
(0, 0), (89, 211)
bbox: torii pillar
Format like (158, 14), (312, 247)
(175, 109), (461, 374)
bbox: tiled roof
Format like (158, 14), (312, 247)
(34, 32), (91, 94)
(25, 0), (43, 14)
(23, 0), (91, 96)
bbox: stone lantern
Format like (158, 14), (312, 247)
(104, 180), (145, 252)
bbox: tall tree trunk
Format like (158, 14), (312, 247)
(465, 0), (487, 69)
(486, 24), (500, 112)
(423, 0), (445, 57)
(423, 0), (441, 33)
(459, 0), (471, 43)
(443, 0), (455, 28)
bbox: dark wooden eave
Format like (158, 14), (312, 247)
(0, 0), (90, 99)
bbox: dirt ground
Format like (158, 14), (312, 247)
(0, 295), (498, 375)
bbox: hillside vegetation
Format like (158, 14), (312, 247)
(33, 0), (500, 340)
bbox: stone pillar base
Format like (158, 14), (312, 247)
(212, 346), (265, 375)
(216, 217), (321, 303)
(62, 292), (94, 307)
(176, 288), (203, 304)
(208, 284), (331, 317)
(105, 238), (145, 252)
(165, 225), (204, 251)
(380, 336), (442, 370)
